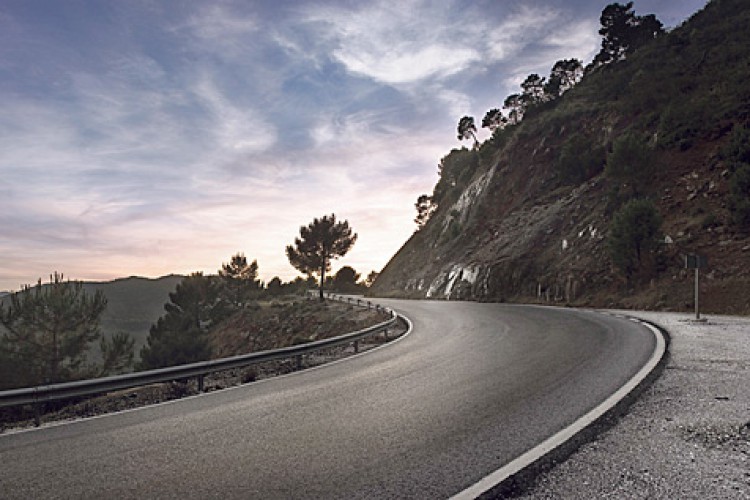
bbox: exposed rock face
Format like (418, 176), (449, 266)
(371, 1), (750, 314)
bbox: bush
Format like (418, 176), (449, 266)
(608, 199), (663, 282)
(555, 133), (605, 184)
(605, 133), (656, 196)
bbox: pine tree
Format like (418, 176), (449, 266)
(0, 273), (129, 386)
(608, 199), (663, 282)
(286, 214), (357, 301)
(218, 253), (260, 307)
(139, 273), (219, 369)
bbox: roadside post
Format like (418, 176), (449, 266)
(685, 254), (708, 320)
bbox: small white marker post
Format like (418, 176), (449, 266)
(694, 266), (699, 320)
(685, 254), (708, 321)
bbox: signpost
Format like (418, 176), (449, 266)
(685, 254), (708, 320)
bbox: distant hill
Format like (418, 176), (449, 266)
(371, 0), (750, 315)
(82, 275), (184, 355)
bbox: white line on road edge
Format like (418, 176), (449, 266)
(450, 316), (666, 500)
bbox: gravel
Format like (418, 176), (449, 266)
(515, 310), (750, 499)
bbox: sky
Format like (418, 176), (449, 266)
(0, 0), (707, 291)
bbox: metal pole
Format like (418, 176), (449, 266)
(695, 267), (700, 320)
(34, 401), (41, 427)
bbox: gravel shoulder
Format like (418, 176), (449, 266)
(517, 310), (750, 499)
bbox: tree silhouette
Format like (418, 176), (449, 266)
(481, 108), (507, 132)
(503, 94), (524, 125)
(218, 252), (259, 307)
(266, 276), (284, 296)
(520, 73), (547, 106)
(414, 194), (437, 229)
(139, 273), (219, 369)
(457, 116), (478, 147)
(608, 199), (662, 282)
(591, 2), (664, 69)
(286, 214), (357, 300)
(545, 59), (583, 97)
(333, 266), (361, 293)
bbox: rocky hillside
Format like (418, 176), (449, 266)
(210, 298), (387, 359)
(371, 0), (750, 315)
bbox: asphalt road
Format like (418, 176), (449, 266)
(0, 301), (656, 499)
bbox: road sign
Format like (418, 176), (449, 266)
(685, 254), (708, 269)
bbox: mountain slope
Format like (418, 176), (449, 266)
(371, 0), (750, 314)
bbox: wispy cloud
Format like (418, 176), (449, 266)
(191, 76), (277, 154)
(297, 0), (482, 86)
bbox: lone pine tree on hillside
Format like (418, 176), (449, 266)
(286, 214), (357, 301)
(457, 116), (478, 148)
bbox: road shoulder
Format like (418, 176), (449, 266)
(517, 311), (750, 499)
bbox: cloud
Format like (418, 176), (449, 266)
(298, 0), (482, 85)
(191, 76), (278, 154)
(172, 3), (259, 58)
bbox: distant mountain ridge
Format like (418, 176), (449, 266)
(371, 0), (750, 315)
(82, 275), (184, 354)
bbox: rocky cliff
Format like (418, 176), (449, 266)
(371, 0), (750, 315)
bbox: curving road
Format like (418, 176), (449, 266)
(0, 301), (657, 499)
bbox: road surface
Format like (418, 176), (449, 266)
(0, 300), (657, 499)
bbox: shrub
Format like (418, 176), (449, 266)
(608, 199), (663, 282)
(555, 133), (606, 184)
(605, 133), (656, 196)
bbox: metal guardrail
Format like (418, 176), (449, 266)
(0, 294), (398, 421)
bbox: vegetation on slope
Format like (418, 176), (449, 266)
(373, 0), (750, 314)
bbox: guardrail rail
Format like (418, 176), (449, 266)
(0, 293), (398, 426)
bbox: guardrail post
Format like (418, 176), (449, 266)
(295, 355), (303, 370)
(34, 400), (41, 427)
(384, 327), (389, 341)
(353, 340), (359, 354)
(197, 375), (205, 392)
